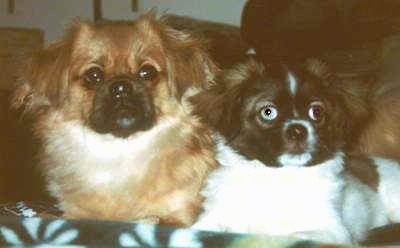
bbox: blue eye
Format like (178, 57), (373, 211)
(260, 105), (278, 121)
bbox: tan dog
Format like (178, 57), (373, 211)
(12, 13), (218, 226)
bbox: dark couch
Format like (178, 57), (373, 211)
(0, 90), (49, 203)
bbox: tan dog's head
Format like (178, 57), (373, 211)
(13, 12), (216, 138)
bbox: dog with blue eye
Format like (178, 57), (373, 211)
(11, 13), (219, 225)
(190, 57), (400, 244)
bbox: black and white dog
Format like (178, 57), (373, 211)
(190, 57), (400, 244)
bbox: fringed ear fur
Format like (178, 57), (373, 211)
(11, 20), (91, 115)
(164, 30), (219, 98)
(190, 83), (243, 139)
(191, 57), (269, 141)
(190, 59), (253, 140)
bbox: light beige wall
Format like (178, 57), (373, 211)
(141, 0), (246, 25)
(0, 0), (246, 43)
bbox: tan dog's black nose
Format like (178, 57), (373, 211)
(109, 81), (132, 99)
(285, 124), (307, 141)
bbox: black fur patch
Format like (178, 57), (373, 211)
(345, 155), (379, 190)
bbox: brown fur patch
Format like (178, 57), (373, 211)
(345, 155), (379, 190)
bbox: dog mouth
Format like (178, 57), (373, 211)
(90, 102), (155, 138)
(89, 87), (155, 138)
(112, 108), (140, 130)
(115, 112), (136, 129)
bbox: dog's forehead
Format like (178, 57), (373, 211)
(92, 22), (159, 51)
(282, 67), (326, 97)
(247, 67), (328, 113)
(72, 21), (166, 71)
(98, 23), (135, 40)
(253, 70), (295, 100)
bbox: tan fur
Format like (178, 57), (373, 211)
(223, 58), (265, 89)
(12, 13), (218, 226)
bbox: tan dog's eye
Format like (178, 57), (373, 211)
(84, 67), (104, 85)
(138, 64), (158, 81)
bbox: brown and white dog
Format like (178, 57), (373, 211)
(190, 57), (400, 244)
(11, 13), (218, 226)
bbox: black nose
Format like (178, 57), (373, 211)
(109, 81), (132, 99)
(285, 124), (307, 141)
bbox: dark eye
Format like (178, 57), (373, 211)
(308, 102), (325, 122)
(84, 67), (104, 85)
(260, 105), (278, 121)
(138, 64), (158, 81)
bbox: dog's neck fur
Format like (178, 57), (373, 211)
(194, 134), (349, 241)
(215, 134), (344, 173)
(40, 111), (183, 195)
(47, 119), (177, 192)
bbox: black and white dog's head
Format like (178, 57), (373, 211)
(191, 57), (369, 167)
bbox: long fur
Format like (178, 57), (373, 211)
(11, 12), (218, 226)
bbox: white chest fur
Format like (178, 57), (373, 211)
(193, 140), (351, 242)
(44, 117), (180, 189)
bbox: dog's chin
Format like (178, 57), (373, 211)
(277, 152), (313, 167)
(89, 109), (155, 138)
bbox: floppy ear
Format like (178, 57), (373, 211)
(190, 79), (243, 140)
(11, 20), (90, 115)
(158, 17), (219, 98)
(191, 57), (267, 139)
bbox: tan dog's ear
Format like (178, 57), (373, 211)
(163, 26), (219, 98)
(190, 80), (243, 141)
(136, 12), (219, 99)
(11, 20), (92, 114)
